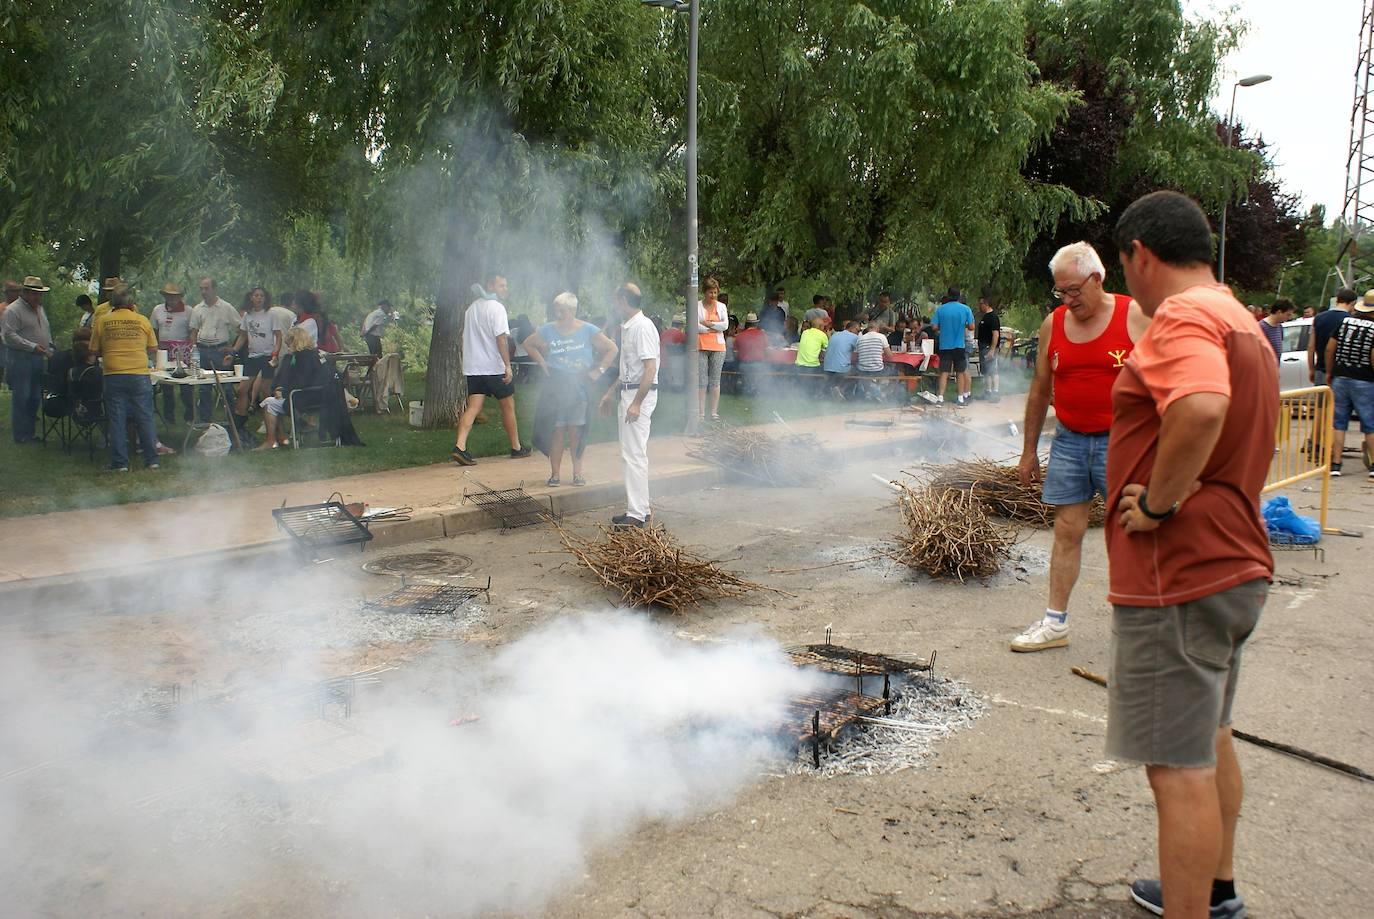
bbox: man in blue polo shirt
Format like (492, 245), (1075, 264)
(930, 287), (975, 406)
(822, 319), (860, 398)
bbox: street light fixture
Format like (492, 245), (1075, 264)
(642, 0), (700, 433)
(1276, 259), (1303, 298)
(1217, 73), (1272, 284)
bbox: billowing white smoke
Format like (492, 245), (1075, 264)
(1, 611), (823, 917)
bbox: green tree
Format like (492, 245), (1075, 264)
(0, 1), (285, 281)
(692, 0), (1084, 300)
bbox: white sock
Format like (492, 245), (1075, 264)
(1045, 608), (1067, 626)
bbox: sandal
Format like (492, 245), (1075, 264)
(710, 414), (721, 421)
(547, 475), (560, 486)
(572, 474), (586, 486)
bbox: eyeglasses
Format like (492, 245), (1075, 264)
(1052, 275), (1098, 301)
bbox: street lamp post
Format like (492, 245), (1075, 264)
(1217, 73), (1272, 285)
(1276, 260), (1303, 299)
(643, 0), (700, 434)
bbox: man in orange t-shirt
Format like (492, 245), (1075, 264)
(1107, 191), (1277, 919)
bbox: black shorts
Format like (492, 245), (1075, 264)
(938, 348), (968, 373)
(467, 374), (515, 399)
(244, 354), (273, 380)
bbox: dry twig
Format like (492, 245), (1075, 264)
(557, 523), (773, 611)
(686, 427), (832, 486)
(893, 484), (1012, 581)
(923, 458), (1105, 527)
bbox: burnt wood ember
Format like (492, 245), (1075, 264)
(786, 644), (935, 677)
(464, 483), (560, 529)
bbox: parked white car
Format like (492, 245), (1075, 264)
(1279, 316), (1312, 390)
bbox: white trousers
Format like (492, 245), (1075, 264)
(618, 388), (657, 521)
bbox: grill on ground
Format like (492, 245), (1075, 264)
(464, 483), (560, 529)
(362, 550), (474, 578)
(363, 578), (492, 615)
(272, 502), (373, 557)
(787, 643), (935, 677)
(785, 637), (940, 768)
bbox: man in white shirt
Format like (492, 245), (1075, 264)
(187, 277), (241, 420)
(362, 299), (397, 355)
(598, 282), (659, 527)
(451, 275), (530, 465)
(150, 282), (195, 423)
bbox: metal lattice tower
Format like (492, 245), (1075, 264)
(1337, 0), (1374, 288)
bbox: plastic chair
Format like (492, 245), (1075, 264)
(287, 386), (326, 449)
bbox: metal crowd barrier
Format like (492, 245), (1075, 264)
(1263, 385), (1334, 534)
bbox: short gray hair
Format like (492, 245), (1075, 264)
(1049, 241), (1106, 281)
(803, 307), (827, 323)
(553, 291), (578, 313)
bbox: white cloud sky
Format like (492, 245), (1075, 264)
(1187, 0), (1357, 220)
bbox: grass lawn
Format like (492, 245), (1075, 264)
(0, 370), (875, 518)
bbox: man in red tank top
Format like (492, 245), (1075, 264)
(1011, 242), (1149, 652)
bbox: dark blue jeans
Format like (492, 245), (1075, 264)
(6, 348), (43, 442)
(103, 373), (160, 469)
(196, 344), (234, 420)
(159, 377), (194, 423)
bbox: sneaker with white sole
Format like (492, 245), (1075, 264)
(1128, 879), (1246, 918)
(1010, 618), (1069, 652)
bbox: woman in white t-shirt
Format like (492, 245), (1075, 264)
(227, 287), (283, 417)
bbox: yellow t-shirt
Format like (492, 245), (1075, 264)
(795, 327), (827, 367)
(91, 309), (156, 375)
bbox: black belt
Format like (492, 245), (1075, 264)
(200, 341), (229, 348)
(1067, 429), (1110, 438)
(620, 382), (657, 391)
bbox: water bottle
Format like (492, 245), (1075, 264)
(189, 347), (201, 377)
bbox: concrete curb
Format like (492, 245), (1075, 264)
(0, 428), (931, 606)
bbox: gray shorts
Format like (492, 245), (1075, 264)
(1106, 579), (1268, 768)
(698, 349), (725, 389)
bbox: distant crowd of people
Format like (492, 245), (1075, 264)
(0, 275), (392, 467)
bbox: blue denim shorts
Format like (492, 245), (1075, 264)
(1042, 426), (1110, 505)
(1332, 376), (1374, 434)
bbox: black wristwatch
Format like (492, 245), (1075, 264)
(1137, 487), (1178, 522)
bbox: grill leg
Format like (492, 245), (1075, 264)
(812, 710), (821, 769)
(883, 674), (891, 715)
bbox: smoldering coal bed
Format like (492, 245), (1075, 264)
(362, 550), (475, 578)
(782, 638), (984, 776)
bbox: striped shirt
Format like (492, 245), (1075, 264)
(855, 331), (887, 371)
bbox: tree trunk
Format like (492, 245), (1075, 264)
(98, 230), (122, 286)
(421, 202), (475, 429)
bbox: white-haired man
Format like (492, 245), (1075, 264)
(1012, 241), (1149, 651)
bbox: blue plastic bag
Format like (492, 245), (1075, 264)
(1261, 496), (1321, 545)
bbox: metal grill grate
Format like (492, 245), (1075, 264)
(787, 643), (935, 677)
(272, 502), (373, 557)
(363, 578), (492, 615)
(464, 483), (559, 529)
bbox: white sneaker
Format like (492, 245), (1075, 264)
(1010, 618), (1069, 652)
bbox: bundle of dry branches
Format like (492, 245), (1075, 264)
(894, 484), (1013, 581)
(685, 427), (829, 486)
(926, 458), (1105, 527)
(558, 523), (769, 611)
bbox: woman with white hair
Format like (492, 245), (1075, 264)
(523, 291), (618, 486)
(257, 325), (324, 449)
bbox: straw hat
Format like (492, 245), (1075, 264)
(1358, 289), (1374, 312)
(672, 313), (686, 325)
(101, 277), (123, 292)
(21, 276), (50, 292)
(160, 282), (184, 297)
(744, 312), (759, 323)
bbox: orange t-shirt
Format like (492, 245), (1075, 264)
(1105, 284), (1278, 607)
(697, 301), (726, 352)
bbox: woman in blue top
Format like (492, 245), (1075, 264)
(522, 292), (618, 486)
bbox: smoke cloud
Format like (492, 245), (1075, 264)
(0, 604), (824, 917)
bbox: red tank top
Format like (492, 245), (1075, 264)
(1048, 293), (1134, 434)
